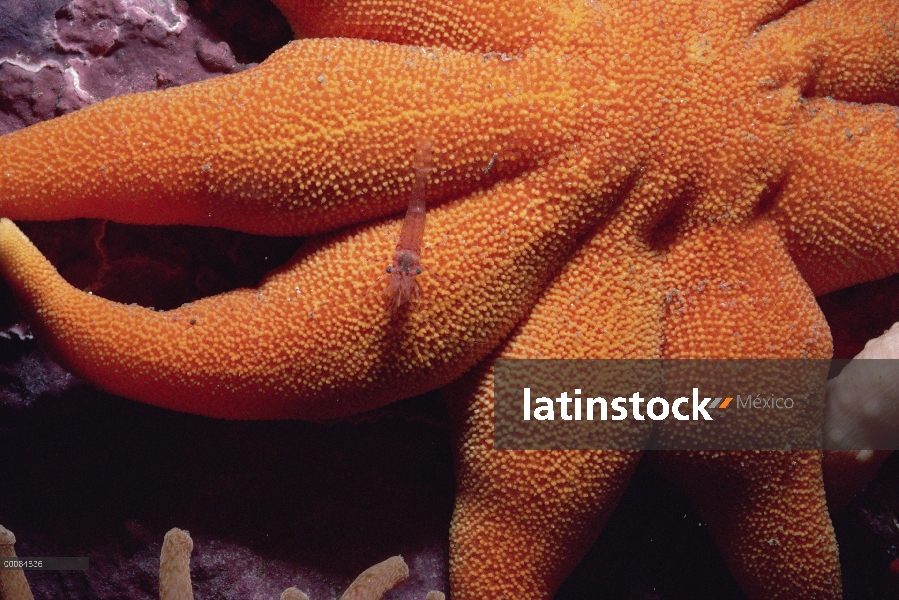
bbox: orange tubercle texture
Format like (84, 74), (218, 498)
(0, 0), (897, 598)
(0, 39), (582, 235)
(0, 151), (620, 419)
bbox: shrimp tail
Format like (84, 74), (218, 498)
(397, 139), (433, 254)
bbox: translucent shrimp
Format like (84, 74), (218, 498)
(384, 139), (434, 309)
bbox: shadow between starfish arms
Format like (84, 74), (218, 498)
(0, 0), (897, 598)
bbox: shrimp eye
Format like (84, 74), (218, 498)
(386, 266), (392, 273)
(415, 268), (422, 275)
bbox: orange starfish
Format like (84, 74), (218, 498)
(0, 0), (896, 598)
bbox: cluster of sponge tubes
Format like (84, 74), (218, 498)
(0, 524), (445, 600)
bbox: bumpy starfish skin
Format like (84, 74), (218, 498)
(769, 100), (899, 295)
(0, 0), (896, 598)
(0, 39), (579, 236)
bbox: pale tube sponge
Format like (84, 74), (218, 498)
(823, 321), (899, 509)
(0, 525), (33, 600)
(826, 321), (899, 451)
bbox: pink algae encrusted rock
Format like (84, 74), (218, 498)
(55, 0), (243, 99)
(0, 0), (244, 135)
(0, 56), (92, 135)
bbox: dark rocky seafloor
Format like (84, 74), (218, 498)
(0, 1), (898, 598)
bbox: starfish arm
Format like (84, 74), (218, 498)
(767, 100), (899, 295)
(507, 209), (665, 361)
(717, 0), (816, 35)
(661, 220), (831, 359)
(270, 0), (583, 54)
(655, 220), (838, 600)
(651, 450), (838, 600)
(444, 221), (660, 598)
(752, 0), (899, 105)
(0, 147), (631, 419)
(446, 367), (642, 600)
(0, 38), (581, 235)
